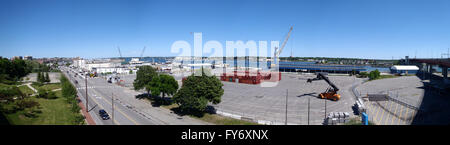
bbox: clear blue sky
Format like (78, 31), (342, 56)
(1, 0), (450, 59)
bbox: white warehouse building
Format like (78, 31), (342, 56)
(93, 67), (129, 74)
(390, 65), (420, 75)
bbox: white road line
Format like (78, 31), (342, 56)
(88, 86), (140, 125)
(384, 100), (394, 125)
(397, 104), (404, 125)
(391, 102), (399, 125)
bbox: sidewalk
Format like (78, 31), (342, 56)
(25, 83), (38, 93)
(78, 97), (96, 125)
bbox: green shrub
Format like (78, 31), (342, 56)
(14, 99), (39, 110)
(73, 115), (85, 125)
(358, 72), (369, 78)
(32, 82), (43, 87)
(369, 69), (381, 80)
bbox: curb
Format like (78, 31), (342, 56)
(78, 97), (96, 125)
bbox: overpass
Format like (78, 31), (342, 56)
(409, 58), (450, 84)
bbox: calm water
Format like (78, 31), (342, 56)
(123, 57), (448, 73)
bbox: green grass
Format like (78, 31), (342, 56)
(138, 94), (259, 125)
(191, 113), (259, 125)
(18, 85), (35, 96)
(2, 90), (85, 125)
(344, 117), (375, 125)
(378, 75), (399, 79)
(32, 83), (61, 91)
(158, 102), (259, 125)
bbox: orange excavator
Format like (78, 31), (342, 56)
(307, 73), (341, 101)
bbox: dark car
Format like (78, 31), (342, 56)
(99, 109), (110, 120)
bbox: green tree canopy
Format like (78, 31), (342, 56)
(369, 69), (381, 80)
(173, 71), (223, 113)
(60, 74), (77, 99)
(0, 84), (24, 101)
(145, 74), (179, 104)
(133, 66), (157, 93)
(45, 72), (50, 83)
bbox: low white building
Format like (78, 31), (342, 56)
(93, 67), (129, 74)
(390, 65), (419, 75)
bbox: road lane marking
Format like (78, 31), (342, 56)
(78, 86), (120, 125)
(378, 101), (388, 124)
(385, 100), (394, 125)
(368, 102), (377, 124)
(409, 109), (417, 124)
(366, 102), (373, 121)
(68, 72), (120, 125)
(397, 104), (404, 125)
(404, 107), (410, 125)
(391, 101), (399, 125)
(89, 88), (140, 125)
(374, 101), (381, 124)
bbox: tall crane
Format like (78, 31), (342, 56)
(271, 26), (293, 68)
(307, 72), (341, 101)
(140, 46), (146, 58)
(117, 46), (123, 58)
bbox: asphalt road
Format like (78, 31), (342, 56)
(61, 67), (208, 125)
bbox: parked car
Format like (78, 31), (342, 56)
(99, 109), (110, 120)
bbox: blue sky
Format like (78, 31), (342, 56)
(1, 0), (450, 59)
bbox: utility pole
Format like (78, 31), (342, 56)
(85, 74), (88, 112)
(308, 98), (310, 125)
(112, 92), (114, 125)
(324, 97), (327, 119)
(285, 89), (288, 125)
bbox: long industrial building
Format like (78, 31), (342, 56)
(277, 61), (367, 73)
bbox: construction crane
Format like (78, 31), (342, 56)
(140, 46), (146, 58)
(307, 72), (341, 101)
(117, 46), (122, 58)
(271, 26), (293, 68)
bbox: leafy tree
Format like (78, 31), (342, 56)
(158, 74), (178, 99)
(37, 88), (46, 98)
(60, 74), (77, 99)
(173, 70), (223, 113)
(11, 59), (27, 79)
(0, 84), (24, 101)
(358, 72), (368, 78)
(45, 72), (50, 83)
(133, 66), (157, 95)
(129, 70), (133, 74)
(38, 72), (46, 83)
(36, 88), (55, 99)
(37, 72), (42, 83)
(369, 69), (381, 80)
(146, 74), (178, 104)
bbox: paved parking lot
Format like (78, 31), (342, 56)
(117, 71), (363, 125)
(363, 99), (418, 125)
(356, 76), (424, 125)
(214, 73), (362, 125)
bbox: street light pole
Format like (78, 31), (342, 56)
(324, 97), (327, 119)
(308, 98), (310, 125)
(112, 92), (114, 125)
(85, 74), (88, 112)
(285, 89), (288, 125)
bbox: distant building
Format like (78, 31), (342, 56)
(24, 56), (32, 60)
(390, 65), (419, 75)
(11, 56), (22, 60)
